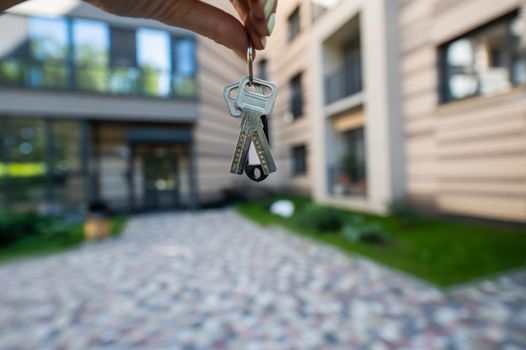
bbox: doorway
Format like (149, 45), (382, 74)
(140, 146), (180, 210)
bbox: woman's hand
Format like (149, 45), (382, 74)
(84, 0), (277, 57)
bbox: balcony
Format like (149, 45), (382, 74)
(0, 58), (197, 98)
(324, 66), (362, 105)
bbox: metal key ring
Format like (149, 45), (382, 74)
(247, 40), (254, 86)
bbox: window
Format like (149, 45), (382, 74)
(109, 27), (139, 94)
(343, 37), (362, 96)
(440, 12), (525, 103)
(137, 29), (171, 96)
(1, 118), (47, 212)
(51, 120), (85, 212)
(290, 73), (304, 119)
(287, 7), (301, 41)
(343, 127), (366, 183)
(173, 38), (196, 96)
(291, 144), (307, 175)
(0, 13), (197, 98)
(73, 19), (109, 92)
(29, 17), (69, 88)
(258, 59), (268, 80)
(329, 127), (367, 197)
(325, 36), (362, 104)
(0, 118), (85, 214)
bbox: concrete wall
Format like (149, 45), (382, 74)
(400, 0), (526, 222)
(310, 0), (405, 214)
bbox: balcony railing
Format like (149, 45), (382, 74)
(324, 67), (362, 105)
(0, 58), (197, 98)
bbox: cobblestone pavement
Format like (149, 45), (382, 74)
(0, 209), (525, 350)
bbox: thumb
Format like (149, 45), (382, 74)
(155, 0), (250, 58)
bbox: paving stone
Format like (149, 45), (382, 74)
(0, 209), (524, 349)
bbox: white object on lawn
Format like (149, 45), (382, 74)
(270, 200), (295, 218)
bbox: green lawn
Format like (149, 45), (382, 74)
(0, 216), (127, 263)
(237, 196), (526, 287)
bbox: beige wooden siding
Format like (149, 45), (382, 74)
(262, 0), (314, 192)
(400, 0), (526, 222)
(193, 0), (253, 202)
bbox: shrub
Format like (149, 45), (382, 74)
(342, 222), (390, 245)
(298, 205), (347, 232)
(39, 223), (84, 246)
(389, 201), (422, 227)
(0, 212), (53, 246)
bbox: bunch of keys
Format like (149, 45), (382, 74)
(223, 43), (278, 182)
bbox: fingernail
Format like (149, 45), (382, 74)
(264, 0), (275, 18)
(261, 36), (267, 48)
(267, 13), (276, 35)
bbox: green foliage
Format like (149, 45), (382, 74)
(110, 216), (128, 236)
(0, 213), (127, 263)
(237, 195), (526, 287)
(298, 204), (347, 232)
(0, 212), (83, 247)
(389, 201), (422, 227)
(342, 221), (390, 245)
(141, 65), (161, 96)
(0, 212), (53, 245)
(38, 222), (84, 246)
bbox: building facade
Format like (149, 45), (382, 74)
(265, 0), (405, 214)
(0, 0), (244, 215)
(1, 0), (525, 224)
(399, 0), (526, 222)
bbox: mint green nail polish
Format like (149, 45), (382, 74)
(267, 13), (276, 35)
(264, 0), (275, 18)
(261, 36), (268, 48)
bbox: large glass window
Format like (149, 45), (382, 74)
(29, 17), (69, 88)
(0, 14), (30, 86)
(440, 12), (525, 103)
(51, 121), (84, 213)
(137, 28), (171, 96)
(173, 38), (196, 97)
(73, 19), (109, 92)
(0, 13), (197, 98)
(109, 27), (139, 94)
(1, 118), (47, 212)
(0, 118), (85, 214)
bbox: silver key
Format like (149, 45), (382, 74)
(228, 79), (278, 175)
(230, 107), (265, 174)
(235, 77), (277, 115)
(223, 81), (242, 118)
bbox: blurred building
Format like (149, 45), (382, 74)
(264, 0), (525, 223)
(1, 0), (525, 223)
(399, 0), (526, 222)
(0, 0), (245, 215)
(264, 0), (405, 214)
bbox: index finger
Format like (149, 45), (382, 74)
(248, 0), (276, 20)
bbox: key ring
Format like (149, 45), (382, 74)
(247, 40), (254, 86)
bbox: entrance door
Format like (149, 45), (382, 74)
(143, 152), (179, 210)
